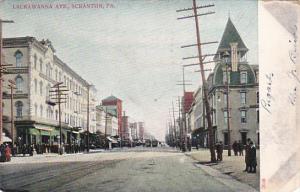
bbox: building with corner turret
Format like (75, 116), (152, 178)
(188, 18), (259, 148)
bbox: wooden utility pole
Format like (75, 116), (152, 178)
(177, 1), (216, 162)
(176, 67), (192, 152)
(8, 80), (16, 146)
(171, 101), (177, 148)
(49, 82), (68, 155)
(86, 85), (90, 153)
(104, 107), (108, 149)
(177, 96), (183, 150)
(224, 52), (232, 156)
(0, 18), (14, 144)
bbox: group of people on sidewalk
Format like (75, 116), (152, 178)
(244, 138), (257, 173)
(232, 140), (244, 156)
(0, 143), (11, 162)
(214, 139), (257, 174)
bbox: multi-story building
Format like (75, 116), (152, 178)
(121, 113), (131, 140)
(2, 37), (96, 147)
(129, 122), (138, 140)
(187, 18), (259, 148)
(138, 122), (145, 141)
(102, 95), (122, 136)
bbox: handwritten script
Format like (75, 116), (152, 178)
(261, 73), (274, 114)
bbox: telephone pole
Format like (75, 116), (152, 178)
(8, 80), (16, 146)
(171, 101), (177, 148)
(0, 18), (14, 144)
(49, 82), (68, 155)
(86, 85), (90, 153)
(177, 1), (217, 162)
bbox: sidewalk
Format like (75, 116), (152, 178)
(186, 148), (260, 190)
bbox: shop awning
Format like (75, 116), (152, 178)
(51, 129), (60, 136)
(1, 133), (12, 143)
(106, 136), (118, 144)
(29, 128), (40, 135)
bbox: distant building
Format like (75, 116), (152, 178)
(102, 96), (122, 136)
(138, 122), (145, 141)
(121, 113), (131, 140)
(129, 122), (138, 140)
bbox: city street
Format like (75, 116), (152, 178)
(0, 147), (257, 192)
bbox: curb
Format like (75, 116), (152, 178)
(185, 153), (258, 192)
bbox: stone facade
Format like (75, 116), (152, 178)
(187, 18), (259, 148)
(2, 37), (97, 147)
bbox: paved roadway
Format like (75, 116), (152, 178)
(0, 147), (256, 192)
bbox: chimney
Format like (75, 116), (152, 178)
(230, 42), (238, 72)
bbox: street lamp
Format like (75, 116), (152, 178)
(223, 51), (231, 156)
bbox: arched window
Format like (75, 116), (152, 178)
(40, 105), (43, 117)
(55, 69), (58, 81)
(55, 110), (58, 121)
(33, 54), (37, 69)
(34, 103), (38, 116)
(15, 75), (23, 92)
(39, 81), (43, 96)
(39, 59), (43, 72)
(46, 84), (51, 100)
(15, 101), (23, 117)
(34, 79), (37, 94)
(15, 50), (23, 67)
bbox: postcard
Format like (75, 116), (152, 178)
(0, 0), (299, 192)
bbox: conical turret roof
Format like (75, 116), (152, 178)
(216, 18), (248, 53)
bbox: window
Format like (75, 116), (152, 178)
(34, 54), (37, 69)
(224, 132), (228, 146)
(256, 91), (259, 104)
(223, 71), (227, 83)
(240, 92), (246, 105)
(15, 51), (23, 67)
(15, 101), (23, 117)
(257, 109), (259, 123)
(46, 84), (50, 100)
(241, 110), (247, 123)
(223, 70), (230, 84)
(39, 59), (43, 72)
(55, 69), (58, 81)
(34, 79), (38, 94)
(241, 132), (247, 145)
(55, 110), (58, 121)
(16, 76), (23, 92)
(240, 72), (247, 84)
(40, 105), (43, 117)
(34, 103), (38, 116)
(223, 111), (228, 125)
(59, 72), (62, 82)
(224, 93), (227, 106)
(39, 81), (43, 96)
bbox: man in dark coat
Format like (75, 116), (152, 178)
(215, 142), (224, 161)
(232, 141), (238, 156)
(238, 140), (244, 156)
(244, 138), (252, 172)
(0, 144), (6, 162)
(248, 141), (257, 173)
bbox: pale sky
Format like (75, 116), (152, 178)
(0, 0), (258, 141)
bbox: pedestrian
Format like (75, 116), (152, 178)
(238, 140), (244, 156)
(0, 144), (6, 162)
(22, 144), (27, 156)
(232, 141), (238, 156)
(5, 144), (11, 162)
(248, 141), (257, 173)
(215, 142), (223, 161)
(218, 141), (223, 161)
(244, 138), (251, 172)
